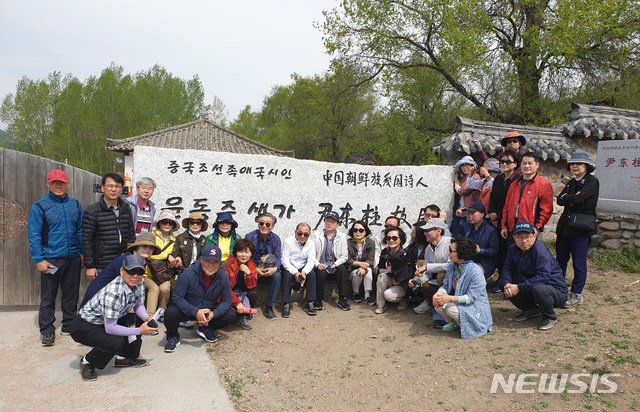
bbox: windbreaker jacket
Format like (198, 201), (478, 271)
(501, 174), (554, 232)
(171, 261), (232, 319)
(556, 174), (599, 237)
(28, 192), (83, 262)
(312, 229), (348, 267)
(221, 256), (258, 308)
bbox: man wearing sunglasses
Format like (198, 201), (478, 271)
(69, 254), (158, 381)
(245, 212), (282, 319)
(281, 223), (317, 317)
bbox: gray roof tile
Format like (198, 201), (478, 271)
(562, 103), (640, 140)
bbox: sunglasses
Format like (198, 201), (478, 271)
(449, 247), (457, 253)
(353, 228), (366, 233)
(296, 232), (310, 238)
(258, 221), (272, 228)
(160, 220), (174, 225)
(499, 159), (514, 165)
(505, 138), (520, 144)
(189, 220), (203, 225)
(385, 235), (400, 242)
(125, 269), (145, 277)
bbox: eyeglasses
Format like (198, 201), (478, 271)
(424, 227), (436, 232)
(296, 232), (310, 237)
(449, 247), (457, 253)
(353, 228), (366, 233)
(258, 221), (272, 228)
(125, 269), (145, 277)
(505, 138), (520, 144)
(103, 184), (122, 190)
(218, 220), (233, 225)
(385, 235), (400, 242)
(160, 220), (174, 225)
(189, 220), (203, 225)
(499, 159), (514, 165)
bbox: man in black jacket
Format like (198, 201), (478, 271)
(83, 173), (136, 280)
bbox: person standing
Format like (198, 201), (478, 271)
(125, 177), (157, 234)
(83, 173), (136, 280)
(28, 169), (83, 346)
(555, 150), (599, 307)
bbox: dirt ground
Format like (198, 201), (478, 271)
(207, 265), (640, 412)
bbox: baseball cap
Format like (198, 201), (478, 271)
(201, 245), (222, 262)
(47, 169), (69, 183)
(420, 218), (447, 231)
(466, 201), (486, 213)
(122, 254), (147, 271)
(513, 221), (535, 234)
(324, 211), (340, 222)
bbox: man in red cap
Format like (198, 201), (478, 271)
(28, 169), (83, 347)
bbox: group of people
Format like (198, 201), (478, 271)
(27, 133), (599, 381)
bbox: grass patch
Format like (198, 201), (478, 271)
(593, 244), (640, 273)
(225, 377), (244, 398)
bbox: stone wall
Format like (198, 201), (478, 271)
(591, 211), (640, 253)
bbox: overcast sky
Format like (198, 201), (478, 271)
(0, 0), (337, 128)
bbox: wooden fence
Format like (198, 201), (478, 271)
(0, 148), (102, 305)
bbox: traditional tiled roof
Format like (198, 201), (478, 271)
(561, 103), (640, 140)
(106, 118), (295, 157)
(432, 116), (577, 162)
(343, 152), (378, 165)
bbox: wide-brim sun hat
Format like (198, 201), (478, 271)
(567, 150), (596, 173)
(128, 232), (161, 254)
(454, 156), (476, 172)
(182, 211), (209, 231)
(501, 131), (526, 147)
(155, 209), (180, 232)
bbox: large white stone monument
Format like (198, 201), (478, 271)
(596, 140), (640, 213)
(133, 146), (455, 238)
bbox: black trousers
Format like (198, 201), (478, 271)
(509, 284), (567, 320)
(69, 315), (142, 369)
(39, 257), (81, 334)
(316, 263), (349, 301)
(164, 304), (236, 339)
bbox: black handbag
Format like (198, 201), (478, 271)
(149, 240), (175, 284)
(567, 213), (597, 233)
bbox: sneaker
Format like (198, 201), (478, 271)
(563, 293), (583, 308)
(337, 297), (351, 311)
(432, 319), (447, 329)
(79, 360), (97, 381)
(282, 303), (291, 318)
(60, 326), (71, 336)
(365, 296), (375, 306)
(179, 320), (196, 328)
(413, 299), (431, 314)
(263, 306), (277, 320)
(514, 309), (542, 322)
(41, 332), (55, 347)
(313, 300), (324, 311)
(304, 301), (317, 316)
(352, 293), (363, 303)
(397, 298), (409, 310)
(196, 327), (219, 343)
(538, 318), (557, 331)
(114, 358), (147, 368)
(236, 316), (253, 330)
(442, 321), (460, 332)
(374, 305), (387, 314)
(164, 336), (181, 352)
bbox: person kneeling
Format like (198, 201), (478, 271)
(163, 245), (236, 352)
(69, 255), (158, 381)
(432, 238), (493, 338)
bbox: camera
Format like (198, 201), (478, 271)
(411, 277), (422, 293)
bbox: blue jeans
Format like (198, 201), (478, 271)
(555, 235), (590, 294)
(258, 270), (281, 307)
(281, 268), (316, 304)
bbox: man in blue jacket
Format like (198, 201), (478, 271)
(28, 169), (83, 346)
(463, 201), (499, 279)
(164, 245), (236, 352)
(502, 221), (568, 331)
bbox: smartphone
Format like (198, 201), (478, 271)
(147, 319), (158, 328)
(46, 265), (59, 274)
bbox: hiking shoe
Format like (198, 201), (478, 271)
(514, 309), (542, 322)
(397, 298), (409, 310)
(432, 319), (447, 329)
(374, 305), (387, 314)
(60, 326), (71, 336)
(442, 321), (460, 332)
(337, 297), (351, 311)
(263, 306), (277, 320)
(304, 301), (317, 316)
(352, 293), (363, 303)
(164, 336), (181, 352)
(236, 316), (253, 330)
(563, 293), (583, 308)
(179, 320), (196, 328)
(282, 303), (291, 318)
(196, 327), (219, 343)
(114, 358), (147, 368)
(365, 296), (375, 306)
(80, 360), (97, 381)
(313, 300), (324, 311)
(538, 318), (557, 331)
(413, 299), (431, 314)
(41, 332), (55, 347)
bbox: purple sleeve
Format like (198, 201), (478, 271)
(104, 317), (141, 336)
(135, 304), (149, 321)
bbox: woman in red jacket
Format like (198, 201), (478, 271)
(221, 239), (258, 330)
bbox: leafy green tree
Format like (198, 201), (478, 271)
(321, 0), (640, 124)
(229, 105), (259, 138)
